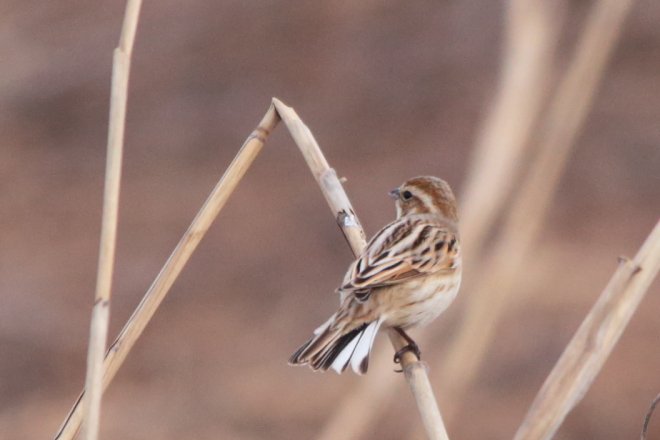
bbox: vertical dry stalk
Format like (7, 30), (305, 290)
(273, 98), (450, 440)
(314, 2), (563, 439)
(53, 106), (281, 440)
(82, 1), (142, 440)
(435, 0), (634, 420)
(513, 218), (660, 440)
(459, 0), (563, 258)
(389, 333), (449, 440)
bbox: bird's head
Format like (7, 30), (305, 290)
(389, 176), (458, 221)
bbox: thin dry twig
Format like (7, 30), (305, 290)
(513, 218), (660, 440)
(273, 98), (450, 440)
(82, 1), (142, 440)
(435, 0), (634, 421)
(641, 392), (660, 440)
(53, 106), (281, 440)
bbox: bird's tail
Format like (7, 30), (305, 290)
(289, 315), (384, 375)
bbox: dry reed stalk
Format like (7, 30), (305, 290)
(272, 98), (450, 440)
(459, 0), (563, 258)
(271, 99), (366, 253)
(57, 97), (447, 440)
(53, 105), (281, 440)
(82, 2), (142, 440)
(388, 333), (449, 440)
(513, 218), (660, 440)
(433, 0), (634, 422)
(314, 2), (564, 438)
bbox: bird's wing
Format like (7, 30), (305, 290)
(339, 216), (459, 300)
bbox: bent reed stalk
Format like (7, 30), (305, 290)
(56, 98), (448, 440)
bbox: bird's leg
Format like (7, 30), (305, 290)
(393, 327), (421, 364)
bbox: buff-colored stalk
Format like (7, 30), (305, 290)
(435, 0), (635, 423)
(56, 97), (449, 440)
(82, 1), (142, 440)
(313, 1), (563, 438)
(459, 0), (563, 259)
(273, 98), (450, 440)
(513, 218), (660, 440)
(53, 106), (281, 440)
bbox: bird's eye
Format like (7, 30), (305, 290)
(402, 190), (413, 201)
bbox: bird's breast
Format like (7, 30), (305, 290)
(377, 269), (462, 329)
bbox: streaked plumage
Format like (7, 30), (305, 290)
(289, 176), (461, 375)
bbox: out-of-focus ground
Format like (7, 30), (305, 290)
(1, 1), (660, 439)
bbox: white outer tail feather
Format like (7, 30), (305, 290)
(331, 317), (384, 374)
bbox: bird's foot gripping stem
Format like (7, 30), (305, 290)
(392, 327), (421, 371)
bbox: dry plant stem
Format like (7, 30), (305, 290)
(82, 1), (142, 440)
(435, 0), (634, 421)
(459, 0), (563, 258)
(272, 98), (449, 440)
(389, 332), (449, 440)
(53, 105), (281, 440)
(641, 392), (660, 440)
(315, 3), (564, 439)
(513, 218), (660, 440)
(271, 99), (366, 253)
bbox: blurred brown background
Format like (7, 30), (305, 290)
(1, 1), (660, 439)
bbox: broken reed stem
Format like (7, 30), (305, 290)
(53, 105), (281, 440)
(272, 98), (450, 440)
(56, 98), (444, 440)
(82, 1), (142, 440)
(435, 0), (634, 420)
(271, 99), (366, 256)
(513, 218), (660, 440)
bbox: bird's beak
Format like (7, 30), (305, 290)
(389, 188), (400, 199)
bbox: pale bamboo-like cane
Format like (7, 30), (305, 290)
(56, 98), (449, 440)
(459, 0), (563, 259)
(434, 0), (635, 422)
(314, 1), (563, 438)
(389, 334), (449, 440)
(513, 218), (660, 440)
(82, 2), (142, 440)
(53, 106), (281, 440)
(273, 98), (450, 440)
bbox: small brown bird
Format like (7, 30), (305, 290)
(289, 176), (461, 374)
